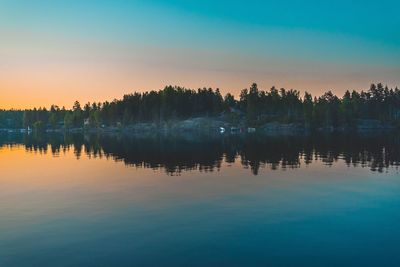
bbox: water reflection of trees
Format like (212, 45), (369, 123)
(1, 132), (399, 175)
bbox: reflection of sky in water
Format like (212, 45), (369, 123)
(1, 135), (400, 266)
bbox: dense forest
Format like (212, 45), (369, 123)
(1, 83), (399, 130)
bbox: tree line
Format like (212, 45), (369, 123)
(0, 83), (399, 130)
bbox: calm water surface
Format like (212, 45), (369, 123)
(1, 133), (400, 266)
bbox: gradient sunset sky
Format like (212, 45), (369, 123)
(1, 0), (399, 109)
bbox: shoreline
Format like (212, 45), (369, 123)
(1, 118), (399, 136)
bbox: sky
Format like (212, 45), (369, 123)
(0, 0), (399, 109)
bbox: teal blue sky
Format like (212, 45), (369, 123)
(1, 0), (399, 108)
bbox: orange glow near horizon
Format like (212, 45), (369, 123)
(1, 38), (399, 110)
(2, 64), (399, 110)
(1, 0), (400, 110)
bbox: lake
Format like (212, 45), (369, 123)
(1, 132), (400, 266)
